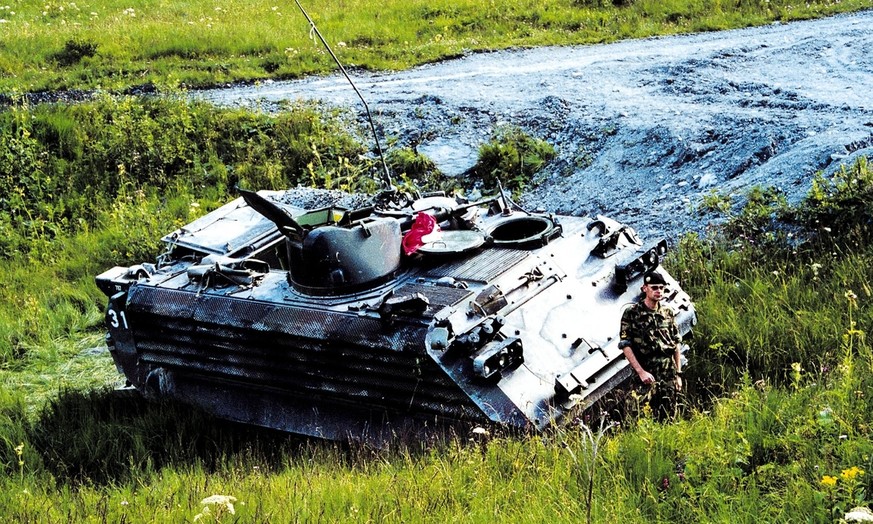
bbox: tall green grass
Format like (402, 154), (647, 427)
(673, 158), (873, 397)
(2, 354), (870, 522)
(1, 0), (870, 93)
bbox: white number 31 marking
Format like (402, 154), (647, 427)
(108, 309), (129, 330)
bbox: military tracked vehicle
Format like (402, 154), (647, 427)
(96, 0), (695, 443)
(97, 187), (696, 443)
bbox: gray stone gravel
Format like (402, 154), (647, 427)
(197, 10), (873, 241)
(272, 187), (372, 210)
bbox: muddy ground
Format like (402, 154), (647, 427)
(198, 10), (873, 241)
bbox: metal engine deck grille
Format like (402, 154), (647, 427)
(390, 283), (472, 317)
(424, 248), (530, 283)
(125, 285), (485, 421)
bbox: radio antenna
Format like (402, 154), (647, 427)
(293, 0), (394, 189)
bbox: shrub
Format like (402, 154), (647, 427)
(795, 157), (873, 240)
(469, 125), (555, 197)
(386, 147), (443, 191)
(52, 40), (99, 67)
(672, 157), (872, 398)
(0, 97), (370, 260)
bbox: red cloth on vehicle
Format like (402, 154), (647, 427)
(402, 212), (441, 255)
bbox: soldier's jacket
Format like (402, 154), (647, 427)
(619, 300), (681, 379)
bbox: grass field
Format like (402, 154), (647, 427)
(2, 1), (873, 522)
(1, 0), (871, 93)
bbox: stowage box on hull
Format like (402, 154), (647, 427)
(97, 190), (695, 443)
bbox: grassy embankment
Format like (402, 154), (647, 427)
(1, 0), (871, 94)
(1, 93), (871, 524)
(1, 0), (872, 522)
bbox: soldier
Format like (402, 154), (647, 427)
(618, 270), (684, 421)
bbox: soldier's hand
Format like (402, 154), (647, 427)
(638, 370), (655, 385)
(674, 375), (683, 392)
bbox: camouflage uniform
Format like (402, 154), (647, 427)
(619, 300), (683, 420)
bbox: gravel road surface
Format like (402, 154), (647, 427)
(198, 10), (873, 240)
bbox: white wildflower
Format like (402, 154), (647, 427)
(844, 507), (873, 523)
(193, 506), (211, 522)
(200, 495), (237, 515)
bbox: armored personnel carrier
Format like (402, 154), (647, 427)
(96, 187), (696, 443)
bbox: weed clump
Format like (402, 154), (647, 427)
(52, 40), (98, 67)
(468, 124), (555, 197)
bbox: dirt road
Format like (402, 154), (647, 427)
(199, 10), (873, 239)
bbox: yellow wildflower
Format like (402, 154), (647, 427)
(841, 466), (864, 481)
(821, 475), (838, 487)
(14, 443), (24, 467)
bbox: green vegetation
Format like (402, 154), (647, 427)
(0, 94), (870, 521)
(386, 125), (555, 197)
(676, 159), (873, 393)
(471, 124), (557, 197)
(0, 0), (870, 93)
(386, 146), (443, 190)
(2, 1), (873, 520)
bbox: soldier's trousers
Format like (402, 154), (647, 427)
(643, 378), (684, 422)
(624, 376), (684, 422)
